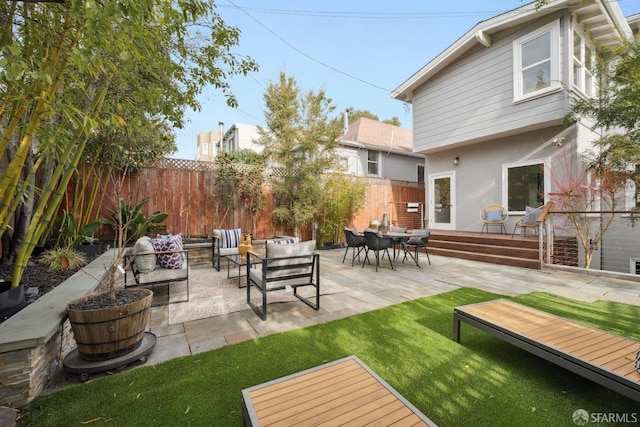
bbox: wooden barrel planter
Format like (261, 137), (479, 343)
(67, 289), (153, 361)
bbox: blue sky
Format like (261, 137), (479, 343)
(170, 0), (640, 159)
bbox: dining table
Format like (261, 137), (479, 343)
(379, 231), (420, 266)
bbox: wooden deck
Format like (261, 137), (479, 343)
(242, 356), (438, 426)
(428, 230), (541, 269)
(453, 299), (640, 402)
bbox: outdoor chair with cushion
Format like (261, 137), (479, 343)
(246, 240), (319, 320)
(212, 228), (242, 271)
(342, 228), (366, 267)
(401, 229), (431, 268)
(362, 230), (395, 272)
(480, 205), (508, 234)
(125, 235), (189, 306)
(512, 205), (542, 238)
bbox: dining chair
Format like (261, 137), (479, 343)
(401, 229), (431, 268)
(363, 230), (395, 272)
(389, 226), (407, 260)
(342, 228), (366, 267)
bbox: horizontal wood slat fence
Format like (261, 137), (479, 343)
(74, 158), (424, 242)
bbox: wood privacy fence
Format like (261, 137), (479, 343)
(77, 158), (424, 242)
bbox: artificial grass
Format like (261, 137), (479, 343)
(19, 288), (640, 426)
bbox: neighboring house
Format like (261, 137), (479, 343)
(196, 123), (262, 162)
(195, 130), (222, 162)
(221, 123), (263, 154)
(392, 0), (635, 237)
(339, 117), (425, 183)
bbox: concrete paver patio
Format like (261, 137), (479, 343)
(145, 248), (640, 366)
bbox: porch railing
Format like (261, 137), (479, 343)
(541, 206), (640, 276)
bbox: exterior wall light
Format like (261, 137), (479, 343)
(453, 156), (460, 166)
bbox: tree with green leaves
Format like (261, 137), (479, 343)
(316, 173), (367, 246)
(558, 38), (640, 268)
(0, 0), (258, 288)
(257, 72), (342, 237)
(565, 39), (640, 200)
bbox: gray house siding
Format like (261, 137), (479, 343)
(337, 145), (423, 182)
(425, 124), (567, 232)
(413, 13), (567, 154)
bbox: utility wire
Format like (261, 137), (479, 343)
(224, 0), (395, 92)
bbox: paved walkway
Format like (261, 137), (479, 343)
(42, 247), (639, 394)
(144, 248), (640, 365)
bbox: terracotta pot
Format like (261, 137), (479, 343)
(66, 289), (153, 361)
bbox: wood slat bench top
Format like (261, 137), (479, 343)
(241, 356), (438, 426)
(454, 299), (640, 401)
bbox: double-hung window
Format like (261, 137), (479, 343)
(572, 27), (595, 97)
(367, 150), (380, 176)
(513, 20), (560, 102)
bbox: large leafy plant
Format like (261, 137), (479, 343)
(101, 198), (168, 245)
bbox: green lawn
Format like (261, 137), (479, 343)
(19, 288), (640, 426)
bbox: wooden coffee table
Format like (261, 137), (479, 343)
(241, 355), (437, 426)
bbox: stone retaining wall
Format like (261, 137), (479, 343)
(0, 242), (212, 408)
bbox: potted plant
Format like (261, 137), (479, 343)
(65, 197), (165, 361)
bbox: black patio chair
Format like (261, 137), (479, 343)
(342, 228), (366, 267)
(362, 230), (395, 272)
(389, 226), (407, 260)
(401, 230), (431, 268)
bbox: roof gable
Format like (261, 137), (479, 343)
(392, 0), (632, 103)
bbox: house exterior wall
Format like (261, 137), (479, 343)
(425, 124), (569, 232)
(222, 123), (262, 154)
(336, 145), (424, 182)
(412, 11), (568, 155)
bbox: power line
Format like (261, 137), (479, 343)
(224, 0), (397, 92)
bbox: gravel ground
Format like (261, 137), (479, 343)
(0, 260), (81, 305)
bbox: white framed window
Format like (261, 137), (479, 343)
(572, 26), (596, 97)
(503, 159), (548, 212)
(513, 20), (561, 102)
(417, 164), (425, 183)
(202, 142), (209, 155)
(367, 150), (380, 176)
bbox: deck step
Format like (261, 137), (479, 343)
(428, 231), (540, 269)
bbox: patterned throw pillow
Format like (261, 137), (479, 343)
(485, 209), (503, 221)
(222, 229), (241, 249)
(635, 347), (640, 373)
(265, 238), (299, 245)
(152, 236), (183, 269)
(156, 233), (185, 263)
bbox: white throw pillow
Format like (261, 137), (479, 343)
(132, 236), (156, 273)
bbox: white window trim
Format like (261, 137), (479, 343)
(513, 19), (561, 103)
(367, 150), (381, 177)
(571, 23), (596, 98)
(502, 158), (550, 214)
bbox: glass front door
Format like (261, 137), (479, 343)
(429, 172), (455, 230)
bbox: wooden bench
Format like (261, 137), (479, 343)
(241, 355), (438, 426)
(453, 299), (640, 402)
